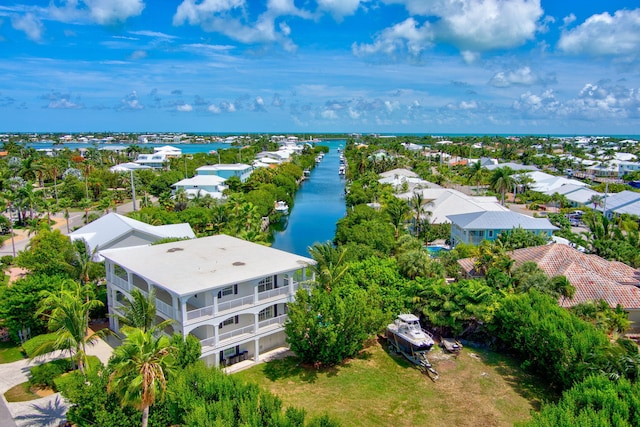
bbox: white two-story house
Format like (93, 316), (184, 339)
(101, 235), (315, 368)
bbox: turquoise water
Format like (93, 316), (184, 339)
(27, 139), (347, 257)
(426, 245), (449, 257)
(271, 141), (346, 257)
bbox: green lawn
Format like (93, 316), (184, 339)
(0, 341), (25, 364)
(4, 382), (43, 402)
(234, 340), (549, 427)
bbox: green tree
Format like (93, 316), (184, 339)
(489, 166), (515, 205)
(384, 197), (410, 239)
(16, 229), (76, 277)
(108, 327), (176, 427)
(0, 274), (65, 342)
(308, 242), (349, 293)
(522, 375), (640, 427)
(285, 285), (382, 366)
(36, 280), (106, 373)
(497, 227), (550, 250)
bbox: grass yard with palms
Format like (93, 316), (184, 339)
(234, 340), (549, 427)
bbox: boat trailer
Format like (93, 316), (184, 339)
(388, 333), (439, 380)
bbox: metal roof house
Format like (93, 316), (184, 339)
(400, 189), (507, 224)
(100, 235), (315, 368)
(544, 184), (604, 208)
(172, 174), (227, 199)
(196, 163), (254, 183)
(447, 211), (558, 247)
(597, 190), (640, 219)
(69, 213), (195, 261)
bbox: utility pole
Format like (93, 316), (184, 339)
(130, 169), (137, 212)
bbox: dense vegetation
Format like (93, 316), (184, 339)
(3, 134), (640, 425)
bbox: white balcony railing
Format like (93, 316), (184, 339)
(156, 299), (173, 317)
(200, 337), (215, 348)
(258, 286), (289, 301)
(258, 314), (287, 330)
(218, 295), (255, 313)
(187, 305), (215, 322)
(219, 325), (254, 343)
(110, 275), (131, 292)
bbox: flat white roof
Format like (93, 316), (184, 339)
(100, 235), (315, 297)
(196, 163), (252, 172)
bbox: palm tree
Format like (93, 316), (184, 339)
(489, 167), (515, 205)
(108, 327), (176, 427)
(589, 194), (604, 210)
(58, 198), (73, 233)
(18, 155), (46, 187)
(308, 242), (349, 293)
(35, 280), (105, 374)
(384, 197), (410, 239)
(410, 192), (426, 237)
(468, 161), (485, 195)
(116, 288), (173, 334)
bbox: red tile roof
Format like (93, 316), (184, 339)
(458, 244), (640, 309)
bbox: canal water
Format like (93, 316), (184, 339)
(271, 140), (347, 257)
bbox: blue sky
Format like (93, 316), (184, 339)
(1, 1), (640, 135)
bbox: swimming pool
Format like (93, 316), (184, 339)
(426, 245), (450, 257)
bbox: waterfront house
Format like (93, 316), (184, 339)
(101, 235), (315, 367)
(196, 163), (253, 183)
(458, 244), (640, 329)
(399, 188), (507, 224)
(447, 211), (558, 246)
(135, 145), (183, 169)
(69, 212), (195, 261)
(172, 174), (227, 199)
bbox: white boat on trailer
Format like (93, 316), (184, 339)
(387, 313), (438, 378)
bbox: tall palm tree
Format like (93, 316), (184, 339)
(308, 242), (349, 293)
(35, 280), (105, 374)
(410, 192), (426, 237)
(116, 288), (173, 334)
(468, 161), (485, 195)
(384, 197), (410, 239)
(489, 167), (515, 205)
(108, 327), (176, 427)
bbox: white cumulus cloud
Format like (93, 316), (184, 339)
(558, 9), (640, 57)
(361, 0), (543, 59)
(12, 13), (43, 42)
(177, 103), (193, 112)
(353, 18), (433, 58)
(489, 66), (551, 87)
(83, 0), (145, 24)
(173, 0), (307, 50)
(317, 0), (362, 20)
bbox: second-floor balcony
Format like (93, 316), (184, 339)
(185, 284), (298, 325)
(198, 314), (288, 350)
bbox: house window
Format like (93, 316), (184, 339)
(223, 347), (236, 359)
(221, 286), (234, 297)
(487, 230), (494, 238)
(258, 276), (274, 293)
(259, 306), (273, 321)
(220, 316), (238, 328)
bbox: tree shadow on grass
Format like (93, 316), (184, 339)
(262, 355), (343, 384)
(14, 394), (67, 427)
